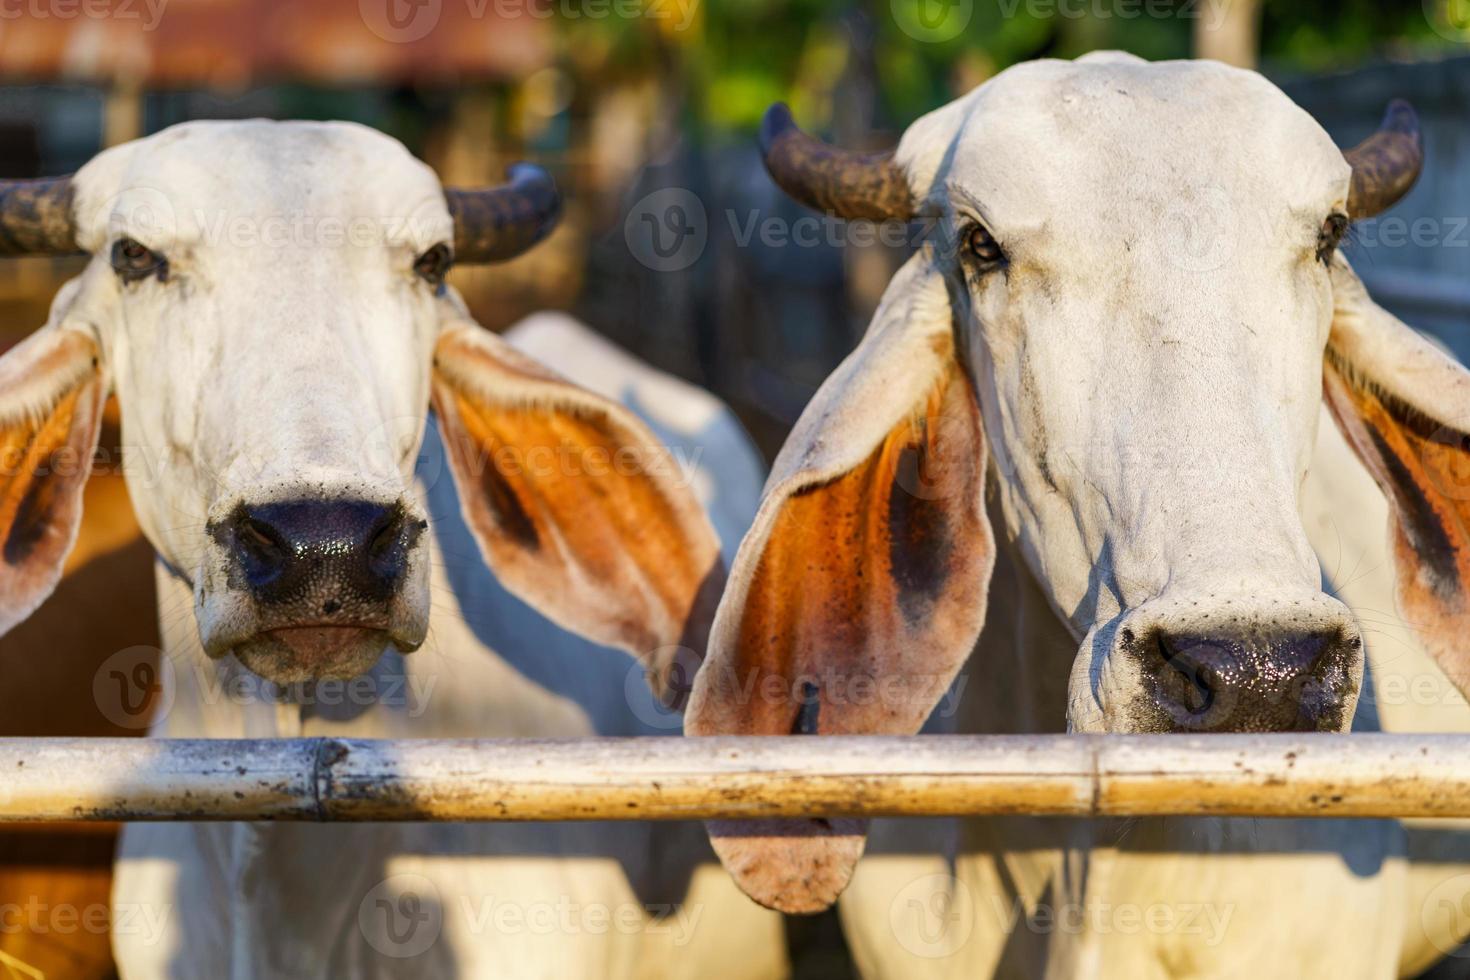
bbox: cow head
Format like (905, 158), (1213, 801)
(687, 53), (1466, 911)
(0, 120), (722, 690)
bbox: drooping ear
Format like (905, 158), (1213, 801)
(430, 321), (725, 699)
(685, 250), (994, 914)
(0, 326), (106, 635)
(1322, 257), (1470, 697)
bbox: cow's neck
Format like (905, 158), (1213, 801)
(951, 497), (1078, 737)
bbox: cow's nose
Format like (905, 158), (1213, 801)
(1139, 628), (1360, 733)
(221, 499), (422, 608)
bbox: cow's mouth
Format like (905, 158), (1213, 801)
(233, 625), (394, 684)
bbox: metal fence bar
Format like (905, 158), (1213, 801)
(2, 734), (1468, 823)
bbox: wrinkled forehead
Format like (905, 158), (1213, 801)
(900, 57), (1351, 235)
(71, 119), (452, 253)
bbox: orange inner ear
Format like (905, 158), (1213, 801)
(0, 384), (90, 569)
(717, 366), (987, 737)
(441, 385), (713, 647)
(1325, 359), (1470, 642)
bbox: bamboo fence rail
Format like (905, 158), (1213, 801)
(0, 734), (1466, 822)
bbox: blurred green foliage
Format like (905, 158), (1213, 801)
(623, 0), (1465, 131)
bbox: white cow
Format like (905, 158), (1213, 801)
(687, 53), (1470, 977)
(0, 121), (783, 977)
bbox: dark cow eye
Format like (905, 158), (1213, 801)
(414, 243), (453, 288)
(1317, 213), (1348, 265)
(110, 237), (167, 284)
(966, 224), (1006, 271)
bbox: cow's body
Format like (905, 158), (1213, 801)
(838, 411), (1470, 979)
(112, 314), (785, 979)
(684, 52), (1470, 977)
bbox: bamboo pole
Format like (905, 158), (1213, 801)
(0, 735), (1468, 823)
(1194, 0), (1262, 68)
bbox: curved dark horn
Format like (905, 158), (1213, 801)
(0, 177), (77, 255)
(445, 164), (561, 264)
(1343, 100), (1423, 221)
(759, 103), (914, 222)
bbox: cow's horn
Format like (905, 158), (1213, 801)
(0, 177), (78, 255)
(1343, 100), (1423, 221)
(759, 103), (914, 222)
(445, 164), (562, 264)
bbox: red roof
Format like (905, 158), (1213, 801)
(0, 0), (553, 86)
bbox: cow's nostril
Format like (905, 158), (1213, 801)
(1155, 633), (1214, 715)
(366, 506), (413, 584)
(1129, 624), (1359, 734)
(238, 517), (286, 556)
(230, 513), (292, 586)
(217, 498), (423, 606)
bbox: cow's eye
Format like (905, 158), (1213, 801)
(1317, 213), (1348, 265)
(966, 224), (1006, 271)
(110, 237), (167, 284)
(414, 243), (453, 288)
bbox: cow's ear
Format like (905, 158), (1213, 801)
(0, 327), (106, 635)
(430, 322), (724, 699)
(685, 250), (994, 914)
(1323, 257), (1470, 698)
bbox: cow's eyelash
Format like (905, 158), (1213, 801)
(956, 219), (1007, 272)
(1317, 212), (1349, 264)
(110, 237), (169, 284)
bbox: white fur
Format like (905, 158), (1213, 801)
(111, 314), (785, 979)
(772, 54), (1470, 978)
(27, 119), (785, 977)
(835, 420), (1470, 979)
